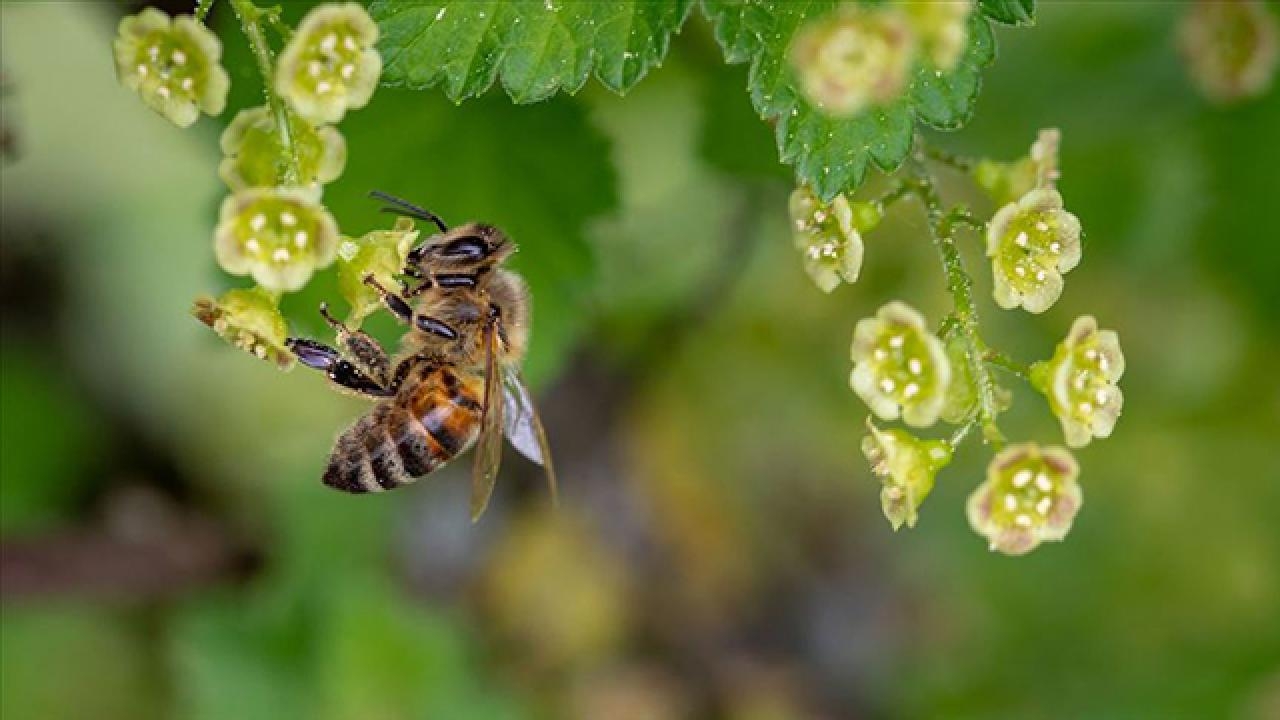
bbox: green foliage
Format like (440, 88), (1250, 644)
(371, 0), (694, 103)
(171, 580), (523, 720)
(979, 0), (1036, 27)
(2, 608), (161, 720)
(0, 347), (98, 532)
(702, 1), (997, 201)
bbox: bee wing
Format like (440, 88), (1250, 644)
(470, 320), (504, 522)
(502, 367), (558, 506)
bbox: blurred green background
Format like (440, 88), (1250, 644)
(2, 2), (1278, 719)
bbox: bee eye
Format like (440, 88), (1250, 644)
(441, 236), (487, 260)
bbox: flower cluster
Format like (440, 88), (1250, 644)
(788, 185), (881, 293)
(1032, 316), (1126, 448)
(112, 2), (388, 368)
(850, 301), (951, 427)
(789, 1), (973, 116)
(832, 126), (1122, 556)
(113, 8), (229, 128)
(967, 443), (1081, 555)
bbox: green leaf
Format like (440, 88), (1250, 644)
(979, 0), (1036, 26)
(701, 1), (997, 201)
(371, 0), (695, 103)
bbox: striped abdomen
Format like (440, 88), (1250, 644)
(322, 366), (484, 493)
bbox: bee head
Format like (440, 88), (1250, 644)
(405, 223), (514, 275)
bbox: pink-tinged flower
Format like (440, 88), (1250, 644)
(113, 8), (229, 127)
(987, 187), (1082, 314)
(192, 286), (293, 369)
(276, 3), (382, 124)
(1032, 315), (1125, 448)
(789, 5), (917, 117)
(213, 188), (339, 293)
(862, 420), (952, 530)
(219, 106), (347, 192)
(850, 301), (951, 427)
(1178, 0), (1278, 104)
(967, 443), (1082, 555)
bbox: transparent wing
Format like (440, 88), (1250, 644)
(470, 322), (504, 522)
(502, 368), (558, 506)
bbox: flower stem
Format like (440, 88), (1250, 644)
(873, 181), (917, 213)
(949, 413), (979, 449)
(908, 160), (1006, 448)
(229, 0), (300, 185)
(984, 349), (1031, 380)
(259, 5), (294, 42)
(195, 0), (216, 23)
(920, 139), (979, 173)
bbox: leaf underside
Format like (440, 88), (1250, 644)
(371, 0), (695, 103)
(702, 0), (1009, 201)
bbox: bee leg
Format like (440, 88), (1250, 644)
(285, 337), (393, 398)
(319, 302), (390, 386)
(413, 314), (458, 340)
(402, 276), (433, 299)
(362, 274), (414, 324)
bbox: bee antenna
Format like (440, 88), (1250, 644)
(369, 190), (449, 233)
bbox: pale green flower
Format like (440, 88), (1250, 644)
(862, 420), (952, 530)
(219, 106), (347, 192)
(192, 287), (293, 369)
(987, 187), (1082, 314)
(901, 0), (972, 71)
(789, 5), (917, 116)
(1032, 315), (1126, 448)
(214, 188), (339, 293)
(276, 3), (382, 124)
(337, 217), (420, 325)
(113, 8), (229, 127)
(1178, 0), (1278, 104)
(973, 128), (1061, 207)
(967, 443), (1082, 555)
(850, 301), (951, 427)
(789, 185), (880, 293)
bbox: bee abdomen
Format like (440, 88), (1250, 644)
(323, 407), (456, 494)
(323, 412), (392, 493)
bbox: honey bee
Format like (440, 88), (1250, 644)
(286, 191), (556, 520)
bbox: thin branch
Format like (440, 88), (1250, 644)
(948, 413), (980, 449)
(947, 208), (986, 233)
(230, 0), (300, 185)
(260, 5), (295, 42)
(920, 139), (980, 173)
(872, 179), (920, 213)
(984, 349), (1031, 380)
(907, 158), (1006, 448)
